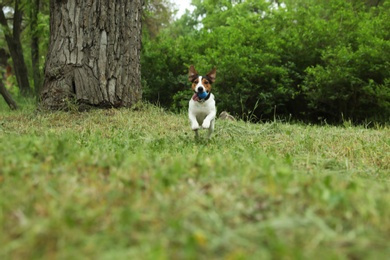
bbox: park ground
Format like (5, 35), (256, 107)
(1, 102), (390, 259)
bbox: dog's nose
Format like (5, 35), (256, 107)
(197, 86), (204, 92)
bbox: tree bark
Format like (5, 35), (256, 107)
(0, 79), (18, 110)
(0, 0), (33, 97)
(40, 0), (143, 110)
(31, 0), (42, 98)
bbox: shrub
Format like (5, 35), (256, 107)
(141, 0), (390, 123)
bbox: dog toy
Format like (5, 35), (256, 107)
(197, 91), (208, 99)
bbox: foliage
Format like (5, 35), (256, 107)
(1, 104), (390, 258)
(141, 0), (390, 123)
(301, 0), (390, 122)
(0, 0), (50, 95)
(143, 0), (175, 39)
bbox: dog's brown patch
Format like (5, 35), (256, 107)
(191, 78), (199, 91)
(201, 77), (212, 92)
(206, 68), (216, 83)
(188, 65), (199, 82)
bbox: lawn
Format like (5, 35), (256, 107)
(1, 103), (390, 259)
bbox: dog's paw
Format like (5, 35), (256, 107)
(191, 123), (200, 130)
(202, 120), (211, 129)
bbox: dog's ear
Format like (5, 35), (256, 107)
(188, 65), (198, 82)
(206, 68), (217, 83)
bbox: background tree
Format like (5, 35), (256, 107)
(0, 0), (32, 97)
(40, 0), (143, 110)
(0, 75), (17, 109)
(30, 0), (41, 97)
(143, 0), (174, 39)
(0, 47), (17, 109)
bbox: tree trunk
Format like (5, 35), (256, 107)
(40, 0), (143, 110)
(0, 79), (18, 110)
(0, 0), (33, 97)
(31, 0), (42, 98)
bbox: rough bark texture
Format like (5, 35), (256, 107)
(41, 0), (142, 110)
(31, 0), (42, 98)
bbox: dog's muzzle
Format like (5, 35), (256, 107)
(196, 86), (205, 93)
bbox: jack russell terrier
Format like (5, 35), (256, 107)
(188, 65), (217, 139)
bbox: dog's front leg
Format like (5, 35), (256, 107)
(189, 113), (200, 138)
(201, 111), (216, 129)
(189, 112), (200, 131)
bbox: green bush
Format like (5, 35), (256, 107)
(302, 2), (390, 122)
(141, 0), (390, 123)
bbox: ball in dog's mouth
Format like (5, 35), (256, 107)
(197, 91), (208, 99)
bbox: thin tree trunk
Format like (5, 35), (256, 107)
(0, 0), (32, 97)
(40, 0), (142, 110)
(31, 0), (42, 98)
(0, 79), (18, 110)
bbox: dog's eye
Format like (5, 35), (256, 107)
(194, 80), (199, 84)
(204, 81), (209, 84)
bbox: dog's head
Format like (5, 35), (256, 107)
(188, 65), (216, 95)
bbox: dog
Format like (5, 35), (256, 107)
(188, 65), (217, 139)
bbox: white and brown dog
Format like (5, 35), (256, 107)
(188, 65), (217, 139)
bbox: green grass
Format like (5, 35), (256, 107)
(1, 103), (390, 259)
